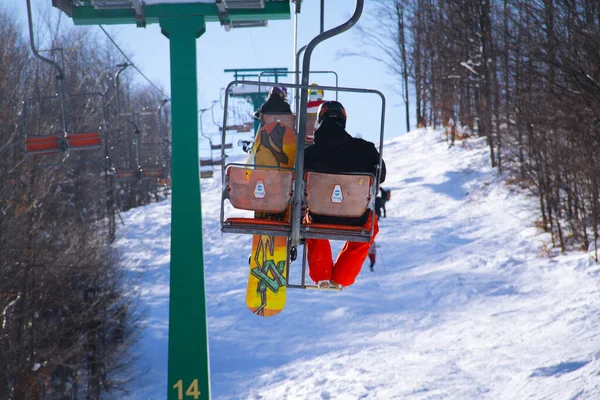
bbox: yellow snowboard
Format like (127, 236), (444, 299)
(246, 117), (296, 317)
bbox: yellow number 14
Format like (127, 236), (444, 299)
(173, 379), (201, 400)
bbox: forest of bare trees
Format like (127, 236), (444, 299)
(362, 0), (600, 257)
(0, 4), (171, 399)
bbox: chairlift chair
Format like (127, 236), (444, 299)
(22, 93), (106, 157)
(113, 112), (169, 182)
(23, 9), (106, 159)
(112, 64), (169, 183)
(220, 80), (386, 290)
(199, 140), (223, 179)
(114, 167), (143, 181)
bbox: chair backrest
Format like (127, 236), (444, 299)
(200, 170), (214, 179)
(25, 135), (62, 155)
(261, 113), (296, 130)
(115, 169), (139, 181)
(210, 143), (233, 151)
(200, 159), (221, 167)
(141, 167), (165, 178)
(226, 166), (294, 213)
(25, 132), (101, 155)
(67, 132), (102, 150)
(304, 171), (373, 217)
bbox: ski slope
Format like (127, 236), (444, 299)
(115, 128), (600, 399)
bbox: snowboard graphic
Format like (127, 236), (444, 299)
(246, 117), (297, 317)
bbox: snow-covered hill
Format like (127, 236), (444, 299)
(115, 128), (600, 400)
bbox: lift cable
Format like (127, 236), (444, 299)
(99, 25), (171, 101)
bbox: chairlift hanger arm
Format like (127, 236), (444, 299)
(294, 45), (307, 112)
(26, 0), (65, 80)
(115, 63), (130, 115)
(26, 0), (69, 134)
(293, 0), (365, 247)
(158, 99), (169, 140)
(114, 63), (145, 169)
(199, 100), (218, 142)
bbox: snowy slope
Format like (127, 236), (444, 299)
(115, 128), (600, 400)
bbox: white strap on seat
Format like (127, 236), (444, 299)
(304, 171), (373, 217)
(226, 166), (294, 213)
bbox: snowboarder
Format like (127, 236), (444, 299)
(375, 187), (391, 218)
(303, 100), (387, 289)
(253, 86), (292, 120)
(307, 83), (325, 114)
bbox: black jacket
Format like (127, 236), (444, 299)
(304, 119), (386, 226)
(253, 95), (292, 119)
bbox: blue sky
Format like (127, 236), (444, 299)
(9, 0), (408, 155)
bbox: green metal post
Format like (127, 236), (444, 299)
(159, 16), (211, 400)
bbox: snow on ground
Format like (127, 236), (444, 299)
(115, 128), (600, 399)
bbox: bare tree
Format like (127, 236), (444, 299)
(0, 5), (168, 398)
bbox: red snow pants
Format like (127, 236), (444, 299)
(306, 213), (379, 287)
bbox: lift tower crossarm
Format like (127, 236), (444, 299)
(65, 1), (290, 26)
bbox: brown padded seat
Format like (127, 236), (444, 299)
(226, 166), (294, 213)
(304, 171), (373, 218)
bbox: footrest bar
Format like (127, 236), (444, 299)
(304, 284), (342, 291)
(301, 228), (371, 242)
(221, 225), (291, 237)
